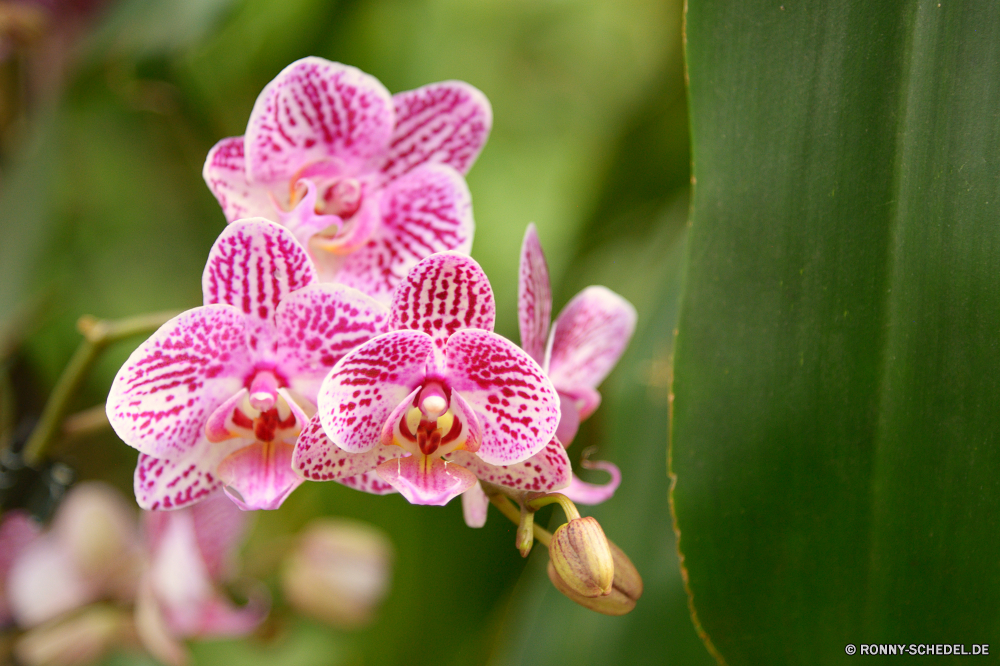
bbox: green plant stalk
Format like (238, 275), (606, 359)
(487, 492), (552, 548)
(21, 310), (179, 467)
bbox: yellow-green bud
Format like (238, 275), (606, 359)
(548, 539), (643, 616)
(548, 517), (614, 598)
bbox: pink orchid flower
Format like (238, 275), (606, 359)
(136, 492), (267, 666)
(292, 252), (569, 508)
(203, 57), (491, 303)
(107, 218), (388, 511)
(0, 511), (41, 626)
(517, 224), (636, 505)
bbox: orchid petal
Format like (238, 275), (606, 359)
(205, 388), (249, 442)
(202, 218), (316, 337)
(461, 481), (489, 528)
(388, 252), (494, 350)
(275, 283), (389, 400)
(445, 329), (560, 465)
(318, 331), (432, 453)
(445, 438), (571, 494)
(107, 306), (251, 459)
(202, 136), (274, 222)
(134, 437), (245, 511)
(561, 460), (621, 506)
(293, 414), (405, 485)
(518, 223), (552, 364)
(555, 391), (581, 445)
(189, 588), (270, 637)
(548, 286), (637, 392)
(216, 440), (302, 511)
(245, 58), (393, 183)
(375, 456), (476, 506)
(562, 385), (602, 423)
(7, 535), (96, 627)
(381, 81), (492, 180)
(135, 579), (188, 666)
(0, 512), (39, 625)
(334, 165), (474, 304)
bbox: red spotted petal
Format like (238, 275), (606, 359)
(518, 223), (552, 364)
(134, 437), (245, 511)
(245, 58), (393, 183)
(445, 438), (570, 494)
(317, 331), (432, 453)
(381, 81), (492, 181)
(548, 286), (637, 392)
(461, 481), (489, 528)
(202, 218), (316, 335)
(334, 164), (474, 303)
(445, 329), (560, 465)
(375, 456), (476, 506)
(108, 306), (251, 459)
(388, 252), (494, 350)
(202, 137), (275, 222)
(217, 440), (302, 511)
(275, 283), (389, 401)
(292, 414), (404, 484)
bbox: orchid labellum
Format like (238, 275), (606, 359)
(518, 224), (636, 505)
(292, 252), (570, 511)
(203, 57), (491, 303)
(107, 218), (388, 511)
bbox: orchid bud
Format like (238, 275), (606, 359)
(14, 605), (130, 666)
(548, 516), (614, 598)
(547, 539), (643, 615)
(281, 519), (393, 629)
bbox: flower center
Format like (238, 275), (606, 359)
(393, 382), (466, 458)
(319, 178), (362, 218)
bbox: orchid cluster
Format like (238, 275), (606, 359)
(99, 56), (641, 618)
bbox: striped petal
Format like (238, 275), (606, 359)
(381, 81), (492, 181)
(202, 218), (316, 338)
(245, 58), (393, 184)
(334, 164), (474, 303)
(133, 437), (245, 511)
(445, 329), (560, 465)
(292, 414), (404, 484)
(275, 283), (389, 401)
(548, 286), (637, 392)
(107, 306), (251, 459)
(388, 252), (494, 351)
(202, 136), (275, 222)
(217, 440), (302, 511)
(445, 438), (570, 494)
(518, 223), (552, 364)
(375, 455), (476, 506)
(317, 331), (432, 453)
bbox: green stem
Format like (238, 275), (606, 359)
(525, 492), (581, 522)
(487, 493), (552, 548)
(21, 310), (178, 467)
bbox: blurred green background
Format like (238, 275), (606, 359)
(0, 0), (710, 663)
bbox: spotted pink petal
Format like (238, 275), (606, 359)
(275, 283), (389, 400)
(548, 286), (637, 392)
(561, 460), (621, 506)
(293, 414), (405, 484)
(245, 58), (394, 183)
(375, 456), (476, 506)
(461, 481), (489, 528)
(518, 223), (552, 365)
(202, 136), (274, 222)
(216, 440), (302, 511)
(334, 164), (474, 304)
(202, 219), (316, 338)
(108, 306), (251, 459)
(381, 81), (492, 181)
(445, 329), (560, 465)
(134, 437), (245, 511)
(388, 252), (495, 351)
(336, 472), (399, 495)
(318, 331), (432, 453)
(445, 438), (570, 494)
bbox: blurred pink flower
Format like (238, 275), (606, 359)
(293, 252), (569, 508)
(517, 224), (636, 505)
(107, 218), (388, 511)
(203, 57), (491, 303)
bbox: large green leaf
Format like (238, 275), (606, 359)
(672, 2), (1000, 664)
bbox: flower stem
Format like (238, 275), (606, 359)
(487, 492), (552, 548)
(525, 492), (581, 522)
(21, 311), (179, 467)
